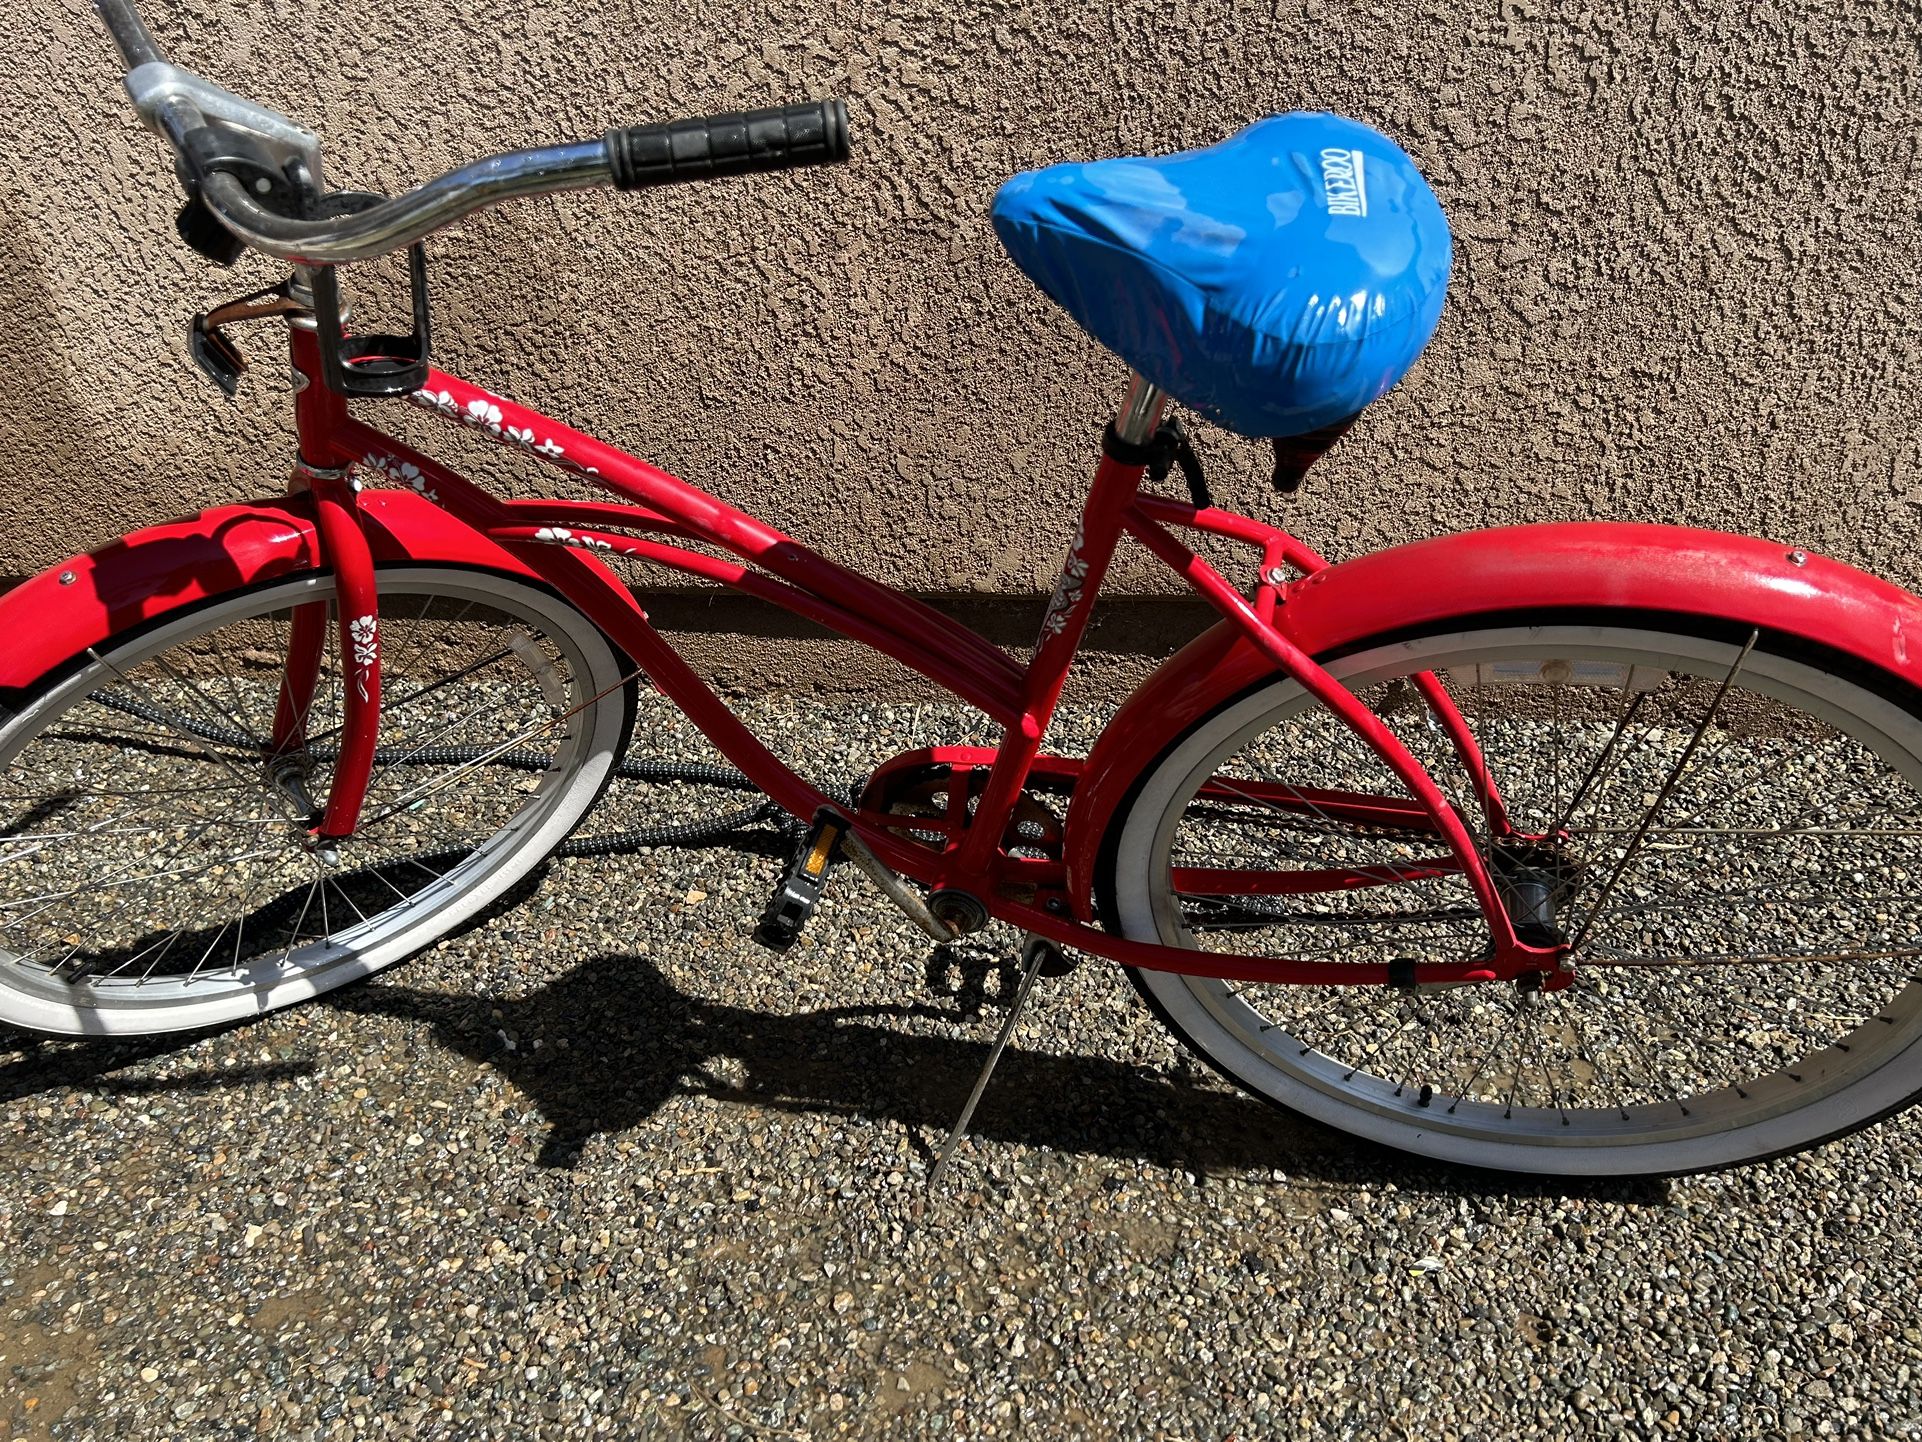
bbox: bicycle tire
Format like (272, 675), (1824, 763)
(0, 564), (632, 1036)
(1096, 613), (1922, 1176)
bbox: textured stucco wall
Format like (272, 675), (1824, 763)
(4, 1), (1919, 642)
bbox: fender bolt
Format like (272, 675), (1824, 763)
(57, 571), (75, 586)
(1786, 550), (1807, 566)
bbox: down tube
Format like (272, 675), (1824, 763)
(482, 539), (916, 860)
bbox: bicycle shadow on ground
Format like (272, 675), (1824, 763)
(0, 1033), (311, 1104)
(327, 949), (1671, 1205)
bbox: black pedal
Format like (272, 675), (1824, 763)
(753, 809), (847, 951)
(189, 315), (246, 398)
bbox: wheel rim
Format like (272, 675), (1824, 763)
(1116, 624), (1922, 1168)
(0, 569), (622, 1028)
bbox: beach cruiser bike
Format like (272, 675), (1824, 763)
(15, 0), (1922, 1179)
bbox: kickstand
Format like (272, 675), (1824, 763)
(928, 933), (1061, 1191)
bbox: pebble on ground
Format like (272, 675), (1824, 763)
(1, 701), (1918, 1440)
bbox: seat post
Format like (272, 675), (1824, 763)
(1113, 370), (1169, 446)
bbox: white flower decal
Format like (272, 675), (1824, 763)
(347, 615), (379, 700)
(533, 526), (614, 551)
(463, 398), (505, 433)
(348, 615), (378, 665)
(408, 385), (599, 477)
(1039, 523), (1091, 639)
(355, 453), (439, 503)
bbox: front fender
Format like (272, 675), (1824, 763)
(1063, 521), (1922, 919)
(0, 489), (561, 695)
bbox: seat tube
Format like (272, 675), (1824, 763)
(954, 373), (1167, 876)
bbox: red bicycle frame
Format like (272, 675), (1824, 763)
(279, 324), (1554, 987)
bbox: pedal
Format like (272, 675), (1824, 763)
(186, 282), (305, 400)
(189, 315), (247, 398)
(752, 808), (847, 951)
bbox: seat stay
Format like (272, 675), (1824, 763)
(1122, 504), (1529, 960)
(1132, 494), (1511, 838)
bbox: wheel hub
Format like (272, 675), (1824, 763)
(1486, 835), (1584, 949)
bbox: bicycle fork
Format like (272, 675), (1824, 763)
(275, 322), (384, 855)
(268, 463), (383, 858)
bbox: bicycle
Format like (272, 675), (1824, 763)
(12, 0), (1922, 1179)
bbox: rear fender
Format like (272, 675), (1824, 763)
(1063, 522), (1922, 918)
(0, 489), (570, 696)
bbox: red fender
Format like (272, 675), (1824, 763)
(1063, 522), (1922, 919)
(0, 489), (597, 694)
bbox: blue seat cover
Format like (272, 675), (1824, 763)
(991, 113), (1452, 438)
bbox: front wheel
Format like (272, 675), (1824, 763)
(0, 565), (632, 1036)
(1097, 616), (1922, 1175)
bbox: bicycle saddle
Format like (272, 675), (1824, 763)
(991, 112), (1452, 440)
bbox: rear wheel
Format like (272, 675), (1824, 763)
(1097, 617), (1922, 1175)
(0, 565), (631, 1036)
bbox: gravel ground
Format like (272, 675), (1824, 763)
(2, 696), (1921, 1440)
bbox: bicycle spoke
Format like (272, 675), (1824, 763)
(365, 675), (549, 784)
(1566, 631), (1759, 956)
(353, 663), (623, 828)
(305, 638), (515, 751)
(1446, 1000), (1523, 1115)
(1551, 688), (1649, 834)
(141, 647), (269, 757)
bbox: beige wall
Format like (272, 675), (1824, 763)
(5, 0), (1919, 627)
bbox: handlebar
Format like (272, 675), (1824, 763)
(95, 0), (850, 267)
(199, 144), (615, 265)
(98, 0), (164, 67)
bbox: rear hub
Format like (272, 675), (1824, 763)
(1486, 835), (1584, 950)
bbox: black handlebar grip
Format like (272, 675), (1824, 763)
(605, 100), (849, 190)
